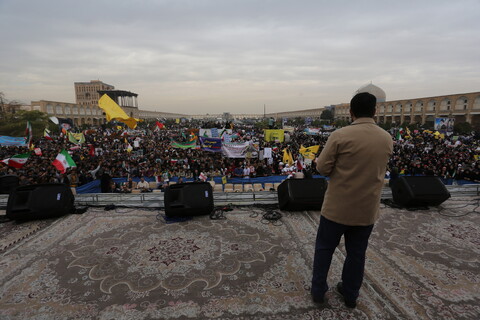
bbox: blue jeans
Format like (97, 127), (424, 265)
(311, 216), (374, 301)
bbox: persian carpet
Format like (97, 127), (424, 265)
(363, 198), (480, 320)
(0, 198), (479, 319)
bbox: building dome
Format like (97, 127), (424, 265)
(354, 83), (386, 102)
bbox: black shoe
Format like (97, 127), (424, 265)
(312, 294), (325, 304)
(336, 282), (357, 308)
(311, 289), (325, 305)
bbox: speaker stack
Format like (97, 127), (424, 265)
(6, 183), (75, 221)
(391, 176), (450, 207)
(277, 178), (327, 211)
(164, 182), (214, 217)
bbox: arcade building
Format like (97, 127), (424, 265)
(334, 84), (480, 129)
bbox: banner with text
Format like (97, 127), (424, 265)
(199, 137), (222, 152)
(222, 142), (250, 158)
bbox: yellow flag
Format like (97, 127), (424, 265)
(283, 148), (294, 166)
(264, 129), (285, 142)
(299, 145), (320, 160)
(176, 118), (180, 124)
(98, 94), (140, 129)
(288, 150), (294, 165)
(405, 127), (411, 139)
(222, 176), (227, 184)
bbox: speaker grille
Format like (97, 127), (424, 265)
(277, 179), (327, 211)
(164, 182), (213, 217)
(392, 176), (450, 207)
(6, 183), (74, 220)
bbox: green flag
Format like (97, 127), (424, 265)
(171, 140), (197, 149)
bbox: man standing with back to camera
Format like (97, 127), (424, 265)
(311, 92), (393, 308)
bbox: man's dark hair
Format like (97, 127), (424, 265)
(350, 92), (377, 118)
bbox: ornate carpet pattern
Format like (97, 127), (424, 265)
(363, 198), (480, 320)
(0, 214), (54, 252)
(0, 198), (479, 319)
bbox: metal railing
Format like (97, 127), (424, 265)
(0, 184), (478, 209)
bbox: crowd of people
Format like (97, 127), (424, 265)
(387, 130), (480, 183)
(0, 120), (479, 192)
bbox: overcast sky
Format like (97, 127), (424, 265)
(1, 0), (479, 114)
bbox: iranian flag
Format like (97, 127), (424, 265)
(1, 153), (30, 169)
(154, 121), (165, 131)
(395, 130), (403, 141)
(52, 149), (76, 173)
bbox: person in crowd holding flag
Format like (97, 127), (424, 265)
(311, 92), (393, 308)
(88, 161), (102, 180)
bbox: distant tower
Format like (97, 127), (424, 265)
(354, 83), (386, 102)
(74, 80), (115, 107)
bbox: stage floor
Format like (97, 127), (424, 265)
(0, 196), (479, 319)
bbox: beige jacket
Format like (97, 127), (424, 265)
(316, 118), (393, 226)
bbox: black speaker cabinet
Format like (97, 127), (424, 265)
(392, 176), (450, 207)
(0, 175), (20, 194)
(6, 183), (75, 221)
(164, 182), (214, 217)
(277, 178), (327, 211)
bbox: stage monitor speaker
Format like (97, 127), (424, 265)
(277, 178), (327, 211)
(391, 176), (450, 207)
(0, 175), (20, 194)
(164, 182), (214, 217)
(6, 183), (75, 221)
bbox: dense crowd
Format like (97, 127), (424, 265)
(1, 121), (479, 192)
(388, 130), (480, 183)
